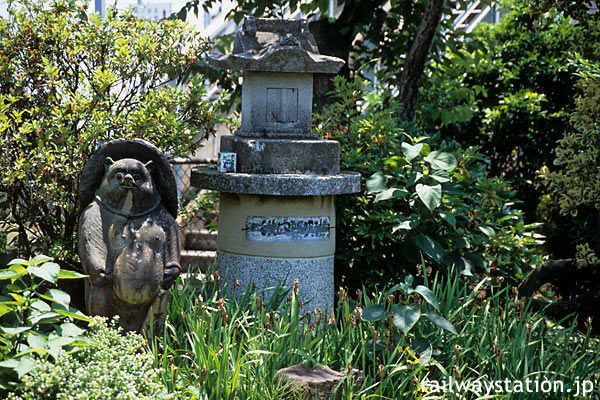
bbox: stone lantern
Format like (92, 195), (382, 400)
(191, 17), (360, 311)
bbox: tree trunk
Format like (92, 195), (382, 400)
(397, 0), (446, 121)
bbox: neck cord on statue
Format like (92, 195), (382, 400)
(95, 195), (161, 218)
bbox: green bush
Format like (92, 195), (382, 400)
(544, 57), (600, 257)
(0, 255), (90, 392)
(0, 0), (226, 267)
(9, 317), (174, 400)
(315, 77), (543, 288)
(419, 0), (600, 258)
(419, 1), (581, 218)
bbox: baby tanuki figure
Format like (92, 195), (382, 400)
(78, 140), (180, 336)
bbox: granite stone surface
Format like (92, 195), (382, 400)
(218, 251), (334, 312)
(238, 72), (314, 138)
(220, 136), (340, 174)
(191, 166), (360, 196)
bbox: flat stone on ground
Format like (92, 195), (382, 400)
(275, 364), (363, 400)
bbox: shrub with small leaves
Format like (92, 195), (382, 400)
(546, 60), (600, 217)
(0, 0), (226, 267)
(8, 317), (175, 400)
(0, 255), (90, 392)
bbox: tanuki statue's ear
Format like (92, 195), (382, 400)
(105, 157), (115, 171)
(144, 160), (155, 174)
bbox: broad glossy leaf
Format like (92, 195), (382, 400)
(30, 299), (51, 312)
(9, 265), (27, 277)
(386, 283), (409, 296)
(0, 270), (20, 280)
(415, 235), (444, 263)
(27, 262), (59, 284)
(430, 169), (451, 183)
(411, 285), (440, 310)
(0, 326), (31, 335)
(59, 322), (85, 337)
(364, 338), (386, 353)
(7, 258), (29, 266)
(0, 303), (17, 318)
(9, 293), (23, 303)
(411, 338), (433, 364)
(32, 255), (53, 265)
(375, 188), (409, 203)
(401, 142), (423, 161)
(391, 304), (420, 334)
(416, 184), (442, 212)
(0, 356), (35, 378)
(27, 332), (47, 350)
(366, 172), (388, 193)
(48, 336), (76, 348)
(54, 307), (92, 322)
(425, 310), (458, 335)
(406, 172), (422, 187)
(361, 305), (387, 322)
(392, 217), (414, 232)
(478, 225), (495, 237)
(438, 210), (456, 228)
(424, 151), (457, 170)
(28, 311), (63, 325)
(40, 289), (71, 307)
(58, 270), (87, 279)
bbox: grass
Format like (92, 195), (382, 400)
(151, 270), (600, 399)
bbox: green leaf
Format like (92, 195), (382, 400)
(28, 311), (63, 325)
(32, 255), (53, 265)
(40, 289), (71, 307)
(411, 338), (433, 364)
(430, 169), (450, 183)
(391, 304), (421, 334)
(374, 188), (409, 202)
(0, 303), (17, 318)
(386, 283), (409, 296)
(406, 172), (423, 187)
(401, 142), (423, 162)
(361, 305), (387, 322)
(439, 210), (456, 228)
(27, 262), (59, 284)
(425, 310), (458, 335)
(53, 307), (91, 322)
(30, 299), (51, 312)
(27, 332), (47, 350)
(58, 270), (87, 279)
(59, 322), (85, 337)
(9, 265), (27, 277)
(0, 326), (31, 335)
(7, 258), (30, 266)
(478, 225), (495, 237)
(392, 215), (419, 232)
(0, 356), (35, 378)
(411, 285), (440, 310)
(415, 184), (442, 211)
(424, 151), (457, 170)
(48, 336), (76, 348)
(0, 270), (20, 280)
(366, 172), (388, 193)
(415, 235), (444, 263)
